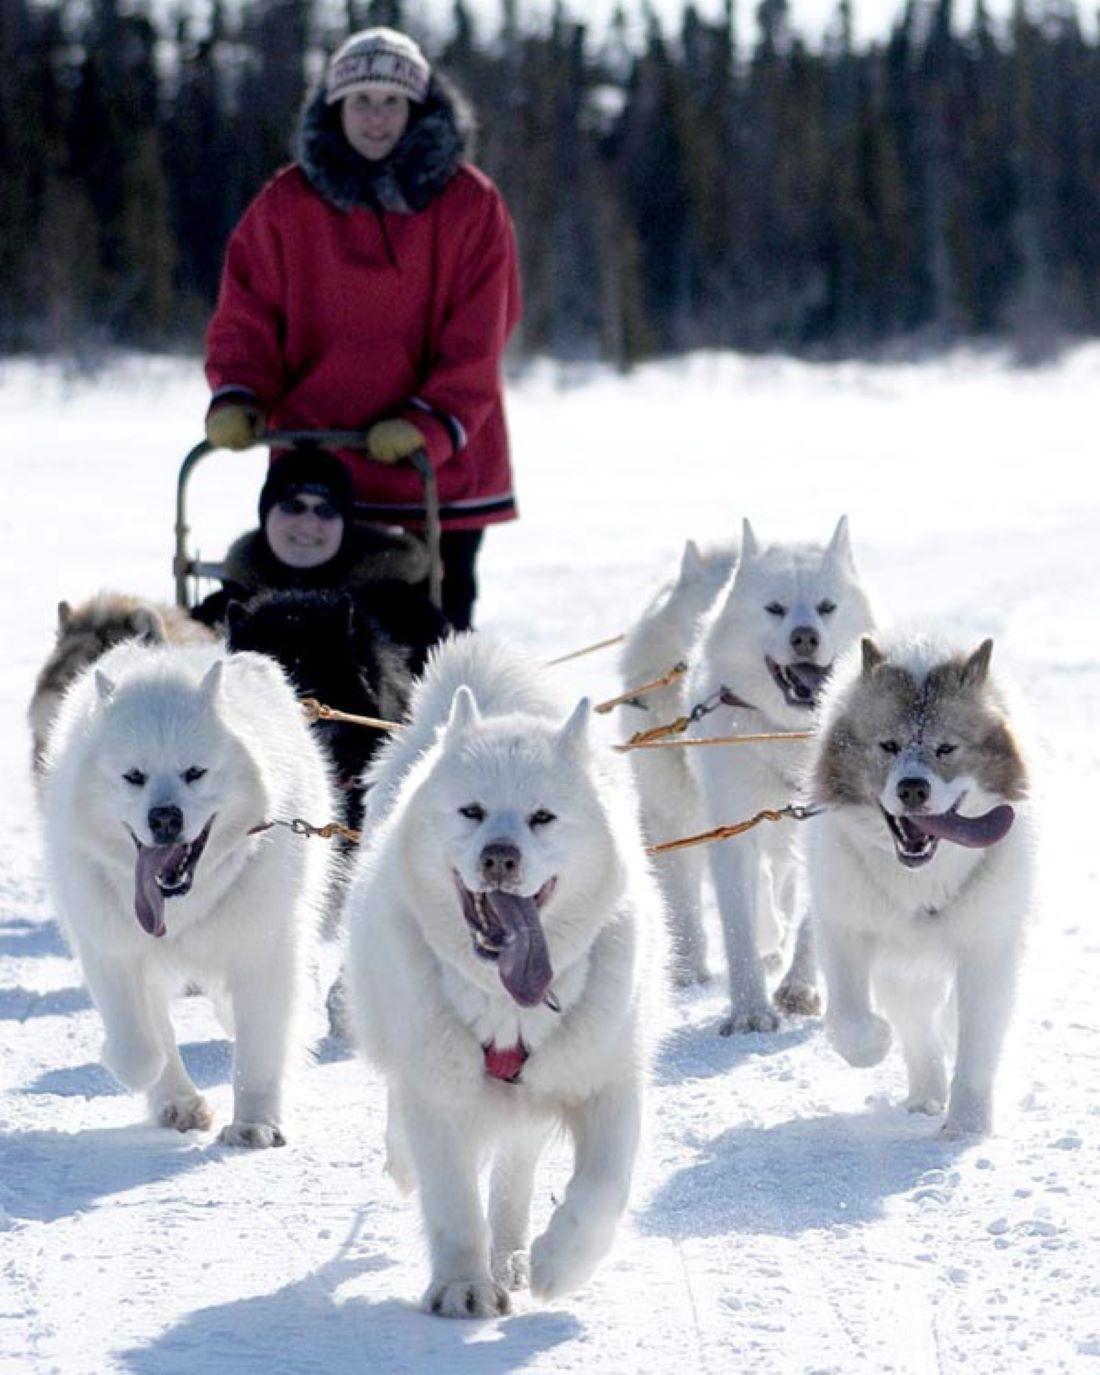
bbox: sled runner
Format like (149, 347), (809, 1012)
(173, 429), (443, 611)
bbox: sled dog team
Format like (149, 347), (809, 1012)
(35, 516), (1034, 1317)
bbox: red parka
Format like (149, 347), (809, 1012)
(206, 156), (521, 531)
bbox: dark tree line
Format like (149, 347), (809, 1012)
(3, 0), (1100, 363)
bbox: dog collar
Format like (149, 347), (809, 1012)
(483, 1039), (527, 1084)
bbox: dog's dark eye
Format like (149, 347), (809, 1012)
(879, 740), (901, 755)
(459, 804), (485, 822)
(817, 599), (837, 616)
(123, 769), (147, 787)
(935, 743), (957, 758)
(765, 602), (786, 617)
(182, 766), (207, 784)
(528, 809), (556, 827)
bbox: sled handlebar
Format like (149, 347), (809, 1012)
(174, 431), (442, 612)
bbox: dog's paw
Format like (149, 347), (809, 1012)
(719, 1002), (780, 1036)
(218, 1120), (286, 1149)
(491, 1249), (530, 1292)
(904, 1095), (946, 1117)
(424, 1279), (511, 1318)
(941, 1101), (991, 1139)
(102, 1037), (165, 1091)
(827, 1013), (891, 1067)
(155, 1094), (213, 1133)
(773, 979), (822, 1017)
(529, 1221), (605, 1300)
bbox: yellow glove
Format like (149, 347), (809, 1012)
(367, 418), (426, 464)
(205, 400), (265, 450)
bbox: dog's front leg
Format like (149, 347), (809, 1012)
(402, 1090), (509, 1317)
(80, 946), (166, 1091)
(819, 921), (891, 1067)
(530, 1078), (640, 1301)
(707, 835), (778, 1033)
(145, 979), (213, 1133)
(489, 1123), (551, 1291)
(944, 938), (1019, 1137)
(219, 946), (298, 1148)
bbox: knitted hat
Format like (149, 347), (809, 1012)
(258, 447), (354, 525)
(325, 28), (431, 106)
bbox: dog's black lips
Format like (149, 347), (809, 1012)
(129, 815), (216, 937)
(881, 806), (940, 868)
(765, 657), (832, 709)
(453, 873), (557, 1008)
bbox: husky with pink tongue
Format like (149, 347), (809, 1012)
(42, 641), (335, 1147)
(345, 634), (663, 1318)
(805, 634), (1035, 1137)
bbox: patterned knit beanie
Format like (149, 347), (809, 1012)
(325, 28), (431, 106)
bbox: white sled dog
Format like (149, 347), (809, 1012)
(805, 636), (1033, 1136)
(619, 539), (734, 983)
(686, 517), (876, 1033)
(43, 641), (334, 1147)
(346, 635), (662, 1317)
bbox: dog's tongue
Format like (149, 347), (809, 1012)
(133, 844), (186, 937)
(909, 804), (1015, 848)
(483, 890), (553, 1007)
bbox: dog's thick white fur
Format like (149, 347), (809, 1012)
(619, 540), (734, 983)
(43, 642), (334, 1147)
(805, 635), (1034, 1136)
(346, 634), (662, 1316)
(686, 517), (876, 1033)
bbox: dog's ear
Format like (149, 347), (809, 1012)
(94, 670), (115, 702)
(826, 515), (854, 569)
(740, 519), (759, 562)
(860, 636), (886, 677)
(679, 540), (703, 583)
(558, 697), (591, 755)
(446, 685), (480, 734)
(130, 605), (166, 644)
(198, 660), (224, 704)
(961, 638), (993, 688)
(57, 600), (72, 630)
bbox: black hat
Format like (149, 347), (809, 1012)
(258, 446), (354, 525)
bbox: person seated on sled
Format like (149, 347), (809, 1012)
(202, 26), (522, 631)
(191, 446), (447, 668)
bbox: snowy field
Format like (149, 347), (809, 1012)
(1, 348), (1098, 1373)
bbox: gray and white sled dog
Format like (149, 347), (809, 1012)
(686, 517), (876, 1033)
(345, 634), (662, 1317)
(43, 641), (334, 1147)
(805, 635), (1033, 1136)
(618, 539), (735, 983)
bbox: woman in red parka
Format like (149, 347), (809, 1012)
(204, 27), (521, 629)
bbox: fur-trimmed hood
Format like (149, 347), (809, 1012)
(223, 524), (429, 595)
(294, 73), (476, 214)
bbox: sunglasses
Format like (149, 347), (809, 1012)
(275, 496), (342, 520)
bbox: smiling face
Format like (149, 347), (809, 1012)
(264, 494), (345, 569)
(340, 89), (410, 161)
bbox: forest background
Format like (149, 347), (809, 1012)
(3, 0), (1097, 364)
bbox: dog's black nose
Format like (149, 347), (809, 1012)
(789, 625), (820, 658)
(896, 777), (931, 810)
(148, 804), (184, 845)
(480, 841), (522, 886)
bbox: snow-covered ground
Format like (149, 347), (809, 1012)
(1, 348), (1098, 1373)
